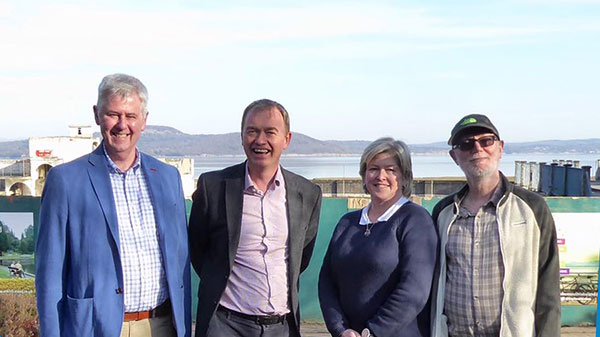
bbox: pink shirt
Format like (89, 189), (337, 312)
(219, 165), (290, 315)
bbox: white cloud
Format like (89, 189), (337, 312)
(0, 1), (599, 142)
(189, 3), (600, 41)
(2, 2), (600, 71)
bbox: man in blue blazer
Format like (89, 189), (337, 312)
(35, 74), (191, 337)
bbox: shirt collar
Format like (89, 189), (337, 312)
(244, 163), (284, 193)
(359, 196), (409, 225)
(102, 143), (141, 174)
(488, 178), (506, 207)
(454, 177), (506, 210)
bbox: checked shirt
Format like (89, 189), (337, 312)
(104, 147), (168, 312)
(444, 182), (506, 337)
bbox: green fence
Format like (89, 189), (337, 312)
(298, 198), (348, 321)
(188, 196), (599, 325)
(1, 195), (598, 326)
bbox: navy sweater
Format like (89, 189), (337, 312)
(318, 201), (438, 337)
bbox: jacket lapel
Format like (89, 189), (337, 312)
(87, 146), (121, 252)
(282, 169), (303, 270)
(225, 164), (245, 268)
(141, 154), (167, 245)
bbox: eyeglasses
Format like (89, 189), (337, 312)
(452, 136), (498, 151)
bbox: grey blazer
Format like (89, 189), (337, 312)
(188, 162), (322, 337)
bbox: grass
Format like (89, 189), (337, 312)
(0, 253), (34, 259)
(0, 267), (10, 278)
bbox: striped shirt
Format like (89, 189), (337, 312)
(104, 146), (168, 312)
(445, 182), (505, 337)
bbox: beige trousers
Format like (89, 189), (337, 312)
(120, 314), (177, 337)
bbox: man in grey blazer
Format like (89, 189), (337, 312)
(188, 99), (322, 337)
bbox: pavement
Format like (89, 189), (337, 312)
(189, 322), (596, 336)
(561, 327), (597, 337)
(300, 323), (597, 336)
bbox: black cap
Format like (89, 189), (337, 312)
(448, 114), (500, 145)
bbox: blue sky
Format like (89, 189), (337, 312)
(1, 0), (599, 143)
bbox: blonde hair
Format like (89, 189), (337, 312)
(359, 137), (413, 197)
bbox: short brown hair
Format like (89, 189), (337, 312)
(241, 99), (290, 133)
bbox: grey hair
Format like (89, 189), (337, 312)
(241, 99), (290, 133)
(96, 73), (149, 114)
(359, 137), (413, 197)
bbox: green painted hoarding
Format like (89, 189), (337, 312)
(1, 195), (598, 326)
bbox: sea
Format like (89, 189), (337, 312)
(194, 153), (600, 179)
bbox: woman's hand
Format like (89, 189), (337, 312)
(340, 329), (361, 337)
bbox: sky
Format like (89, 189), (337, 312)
(0, 0), (599, 144)
(0, 212), (33, 237)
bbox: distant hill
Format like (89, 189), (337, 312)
(122, 125), (369, 156)
(1, 125), (599, 157)
(0, 140), (28, 158)
(505, 139), (600, 154)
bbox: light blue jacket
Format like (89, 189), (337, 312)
(35, 145), (191, 337)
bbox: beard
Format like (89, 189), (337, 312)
(460, 156), (500, 178)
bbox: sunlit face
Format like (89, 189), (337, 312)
(94, 94), (146, 168)
(364, 152), (406, 206)
(241, 107), (291, 174)
(450, 132), (504, 179)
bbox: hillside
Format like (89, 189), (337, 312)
(1, 125), (599, 157)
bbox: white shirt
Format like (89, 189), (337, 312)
(359, 196), (409, 225)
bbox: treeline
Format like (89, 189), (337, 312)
(0, 222), (35, 255)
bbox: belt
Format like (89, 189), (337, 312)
(217, 305), (286, 325)
(124, 299), (171, 322)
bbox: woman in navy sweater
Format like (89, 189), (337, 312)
(319, 137), (438, 337)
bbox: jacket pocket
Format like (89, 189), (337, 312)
(511, 220), (527, 227)
(62, 295), (94, 336)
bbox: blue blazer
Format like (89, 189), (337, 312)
(35, 145), (191, 337)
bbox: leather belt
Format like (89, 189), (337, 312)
(217, 305), (286, 325)
(124, 299), (171, 322)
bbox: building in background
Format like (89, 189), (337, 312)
(0, 126), (194, 198)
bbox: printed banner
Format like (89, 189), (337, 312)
(553, 213), (600, 306)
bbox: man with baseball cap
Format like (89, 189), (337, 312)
(430, 114), (560, 337)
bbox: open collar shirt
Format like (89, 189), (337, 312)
(104, 145), (167, 313)
(220, 164), (290, 315)
(444, 181), (506, 337)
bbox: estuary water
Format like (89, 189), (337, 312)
(194, 153), (600, 179)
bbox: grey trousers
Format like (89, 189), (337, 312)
(205, 308), (291, 337)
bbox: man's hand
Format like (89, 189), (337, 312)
(340, 329), (361, 337)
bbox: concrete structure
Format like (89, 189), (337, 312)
(313, 176), (472, 197)
(159, 157), (195, 198)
